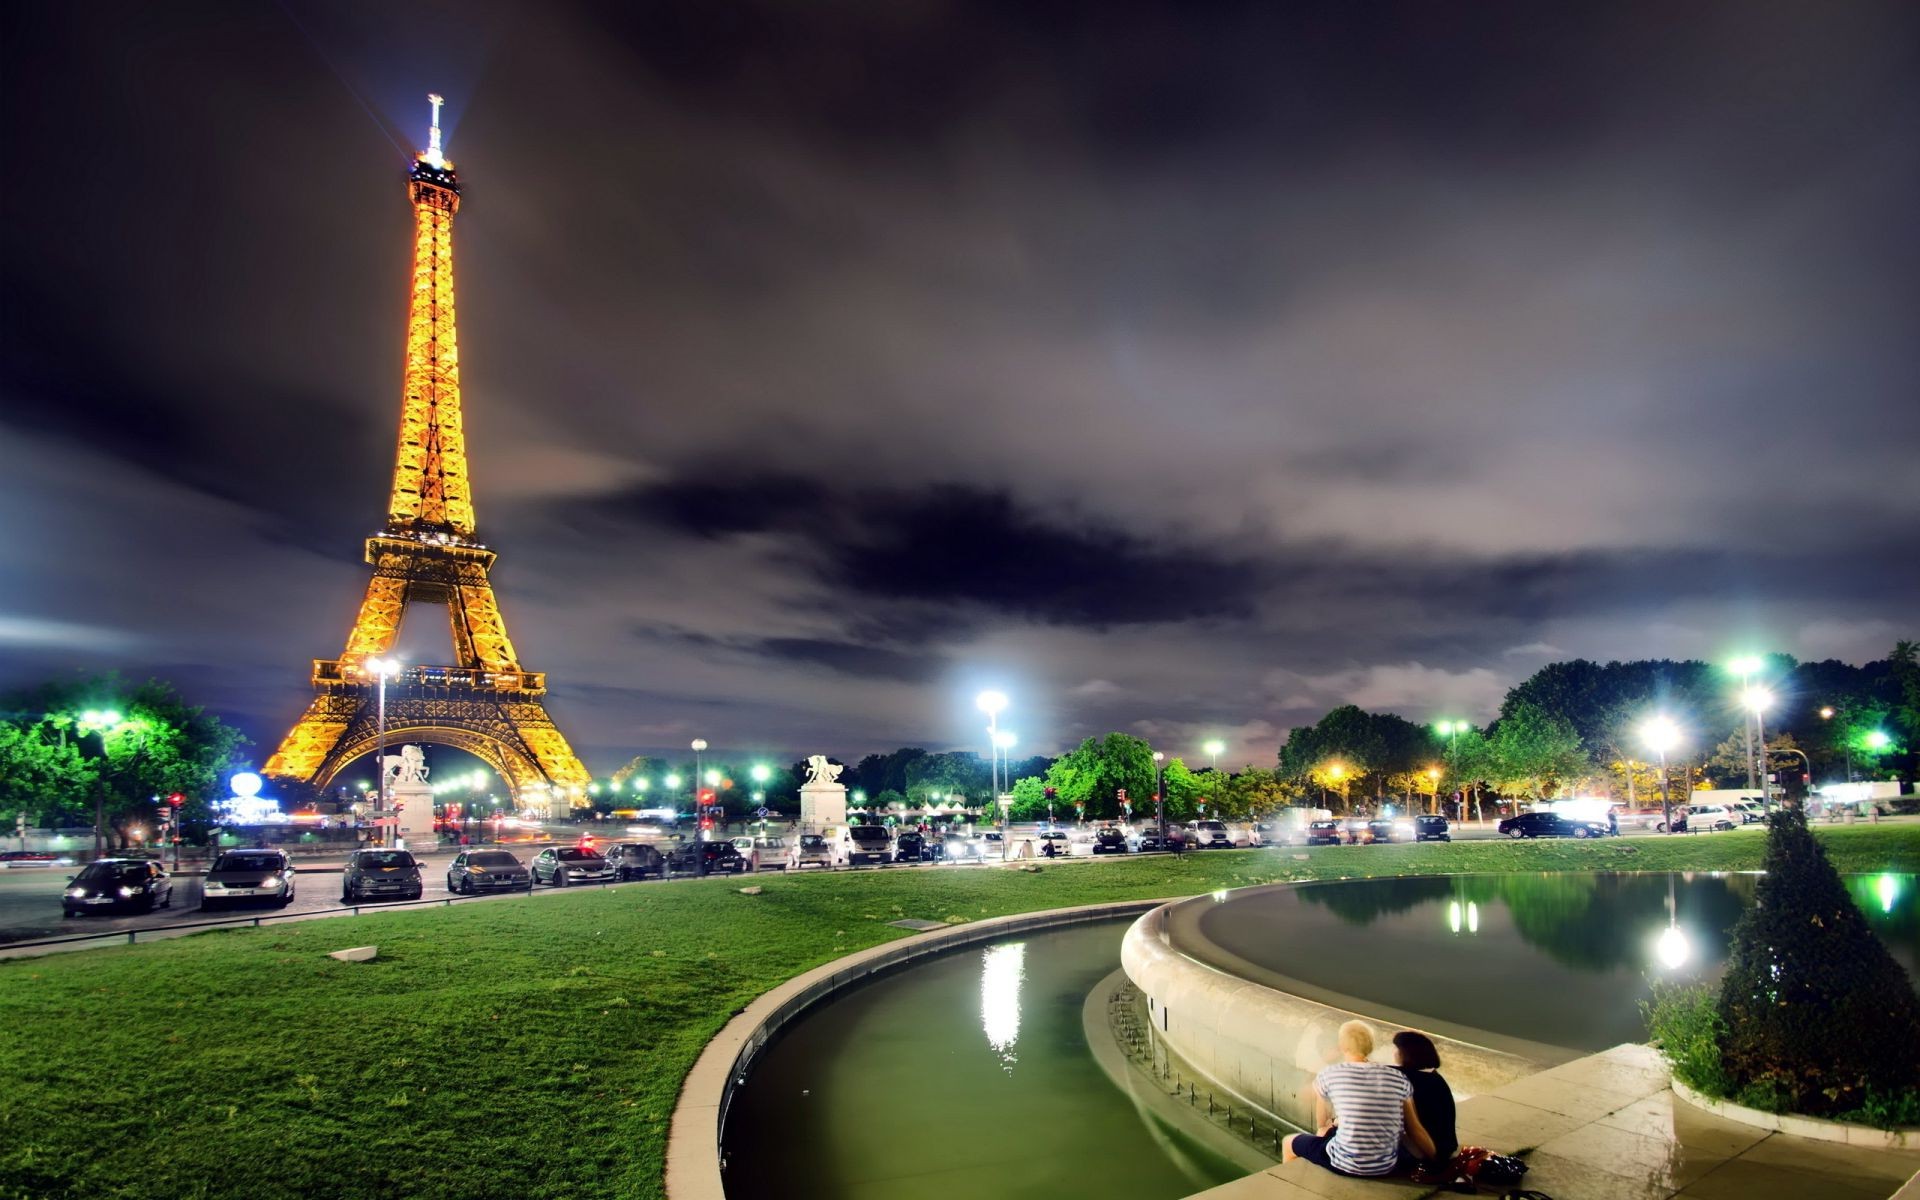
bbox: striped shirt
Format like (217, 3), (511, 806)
(1314, 1061), (1412, 1175)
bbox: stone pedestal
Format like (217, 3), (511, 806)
(799, 780), (847, 830)
(390, 780), (436, 850)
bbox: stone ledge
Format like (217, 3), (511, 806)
(1672, 1077), (1920, 1150)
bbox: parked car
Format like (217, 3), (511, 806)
(62, 858), (173, 916)
(341, 848), (422, 902)
(530, 846), (614, 887)
(1413, 815), (1451, 842)
(1366, 817), (1415, 844)
(202, 849), (296, 910)
(1685, 805), (1740, 832)
(974, 830), (1006, 859)
(838, 824), (894, 867)
(1342, 815), (1372, 844)
(1137, 827), (1166, 852)
(3, 850), (75, 868)
(731, 836), (787, 871)
(1188, 819), (1235, 849)
(894, 830), (927, 862)
(1036, 830), (1071, 857)
(1091, 825), (1130, 854)
(1498, 812), (1610, 839)
(1728, 802), (1766, 825)
(604, 841), (666, 881)
(1304, 819), (1343, 846)
(787, 833), (834, 870)
(668, 840), (747, 875)
(448, 849), (529, 892)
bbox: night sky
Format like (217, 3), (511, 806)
(3, 1), (1917, 772)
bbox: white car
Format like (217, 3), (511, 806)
(1686, 805), (1740, 832)
(732, 836), (787, 870)
(1188, 819), (1235, 849)
(786, 833), (834, 869)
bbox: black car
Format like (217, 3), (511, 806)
(530, 846), (614, 886)
(894, 831), (927, 862)
(1304, 819), (1342, 846)
(1498, 812), (1609, 840)
(1091, 826), (1129, 854)
(1137, 827), (1166, 852)
(1366, 817), (1413, 844)
(666, 840), (747, 876)
(604, 842), (666, 881)
(202, 849), (296, 910)
(1413, 815), (1451, 842)
(63, 858), (173, 916)
(447, 848), (530, 892)
(341, 848), (423, 902)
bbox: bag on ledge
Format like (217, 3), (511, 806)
(1451, 1145), (1529, 1187)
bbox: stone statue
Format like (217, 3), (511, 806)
(804, 755), (843, 785)
(382, 744), (430, 783)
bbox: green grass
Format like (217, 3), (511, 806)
(2, 825), (1915, 1200)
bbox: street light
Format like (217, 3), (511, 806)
(1641, 715), (1681, 834)
(366, 657), (401, 842)
(1743, 686), (1775, 808)
(1326, 761), (1348, 811)
(1727, 656), (1764, 798)
(1426, 766), (1441, 814)
(1152, 751), (1166, 847)
(978, 690), (1009, 856)
(75, 709), (151, 856)
(1203, 739), (1225, 815)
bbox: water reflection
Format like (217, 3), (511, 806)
(981, 941), (1025, 1071)
(1446, 899), (1479, 935)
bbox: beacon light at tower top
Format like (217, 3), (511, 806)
(975, 690), (1008, 716)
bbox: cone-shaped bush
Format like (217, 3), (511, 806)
(1716, 807), (1920, 1115)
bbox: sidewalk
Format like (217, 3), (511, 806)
(1189, 1043), (1920, 1199)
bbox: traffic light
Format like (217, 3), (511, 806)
(1116, 788), (1127, 802)
(1043, 787), (1056, 801)
(166, 792), (185, 807)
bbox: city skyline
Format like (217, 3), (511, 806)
(3, 1), (1918, 769)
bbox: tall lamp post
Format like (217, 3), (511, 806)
(993, 728), (1017, 859)
(1728, 656), (1764, 798)
(367, 657), (400, 843)
(1743, 686), (1775, 809)
(976, 690), (1008, 853)
(1641, 715), (1680, 834)
(1203, 738), (1224, 816)
(1426, 766), (1441, 815)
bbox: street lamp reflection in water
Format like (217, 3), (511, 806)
(980, 941), (1026, 1072)
(1446, 900), (1479, 935)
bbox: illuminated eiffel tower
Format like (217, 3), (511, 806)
(265, 96), (589, 809)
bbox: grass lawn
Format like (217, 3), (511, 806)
(2, 825), (1914, 1200)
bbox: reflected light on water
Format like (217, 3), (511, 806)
(1447, 901), (1480, 935)
(1654, 924), (1691, 970)
(981, 942), (1026, 1071)
(1878, 873), (1900, 914)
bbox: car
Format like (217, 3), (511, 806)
(1035, 830), (1071, 858)
(838, 824), (894, 867)
(1188, 819), (1235, 849)
(893, 830), (927, 862)
(1498, 812), (1610, 839)
(940, 830), (979, 862)
(3, 850), (74, 868)
(1342, 815), (1372, 844)
(974, 831), (1006, 860)
(202, 849), (296, 910)
(1685, 805), (1739, 832)
(1137, 826), (1169, 852)
(731, 836), (787, 871)
(341, 848), (422, 902)
(1728, 802), (1766, 825)
(604, 841), (666, 881)
(1249, 822), (1278, 847)
(530, 846), (615, 887)
(62, 858), (173, 916)
(787, 833), (834, 870)
(1618, 807), (1668, 831)
(1304, 819), (1343, 846)
(1413, 815), (1451, 842)
(1366, 817), (1417, 843)
(667, 840), (747, 875)
(1091, 826), (1130, 854)
(447, 848), (530, 892)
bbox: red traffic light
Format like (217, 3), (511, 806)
(166, 793), (186, 807)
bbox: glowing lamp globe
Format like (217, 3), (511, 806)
(230, 772), (264, 798)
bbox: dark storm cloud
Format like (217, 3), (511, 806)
(2, 0), (1917, 767)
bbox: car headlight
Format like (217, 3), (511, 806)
(204, 880), (225, 890)
(66, 887), (85, 898)
(118, 886), (135, 897)
(264, 874), (286, 889)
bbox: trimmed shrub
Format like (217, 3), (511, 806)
(1715, 808), (1920, 1116)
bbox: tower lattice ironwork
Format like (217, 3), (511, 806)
(265, 96), (589, 807)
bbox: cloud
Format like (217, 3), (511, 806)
(1265, 663), (1515, 724)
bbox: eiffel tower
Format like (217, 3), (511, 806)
(265, 96), (589, 809)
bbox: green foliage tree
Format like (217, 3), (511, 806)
(1443, 727), (1494, 820)
(1041, 733), (1154, 820)
(1221, 765), (1293, 819)
(1007, 776), (1047, 819)
(1716, 809), (1920, 1115)
(2, 676), (247, 846)
(1485, 700), (1588, 800)
(1158, 758), (1205, 818)
(1278, 705), (1429, 802)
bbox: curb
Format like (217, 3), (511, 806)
(663, 897), (1174, 1200)
(1672, 1077), (1919, 1149)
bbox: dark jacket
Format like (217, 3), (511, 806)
(1397, 1068), (1457, 1164)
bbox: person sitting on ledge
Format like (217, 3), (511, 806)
(1284, 1019), (1436, 1177)
(1391, 1030), (1456, 1173)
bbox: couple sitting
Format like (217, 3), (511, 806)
(1284, 1020), (1456, 1179)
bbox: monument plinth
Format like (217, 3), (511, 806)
(798, 755), (847, 829)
